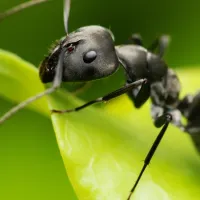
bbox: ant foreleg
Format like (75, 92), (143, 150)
(0, 48), (66, 125)
(127, 113), (172, 200)
(51, 79), (147, 113)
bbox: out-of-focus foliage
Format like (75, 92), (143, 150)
(0, 0), (200, 67)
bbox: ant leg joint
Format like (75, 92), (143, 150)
(166, 113), (172, 122)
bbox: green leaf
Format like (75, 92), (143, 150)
(48, 69), (200, 199)
(1, 49), (200, 200)
(0, 49), (77, 200)
(0, 98), (78, 200)
(0, 49), (49, 116)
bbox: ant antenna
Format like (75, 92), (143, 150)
(0, 48), (66, 124)
(0, 0), (50, 22)
(0, 0), (71, 124)
(64, 0), (71, 34)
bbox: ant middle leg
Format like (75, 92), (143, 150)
(51, 79), (147, 113)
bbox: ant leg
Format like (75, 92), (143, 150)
(184, 91), (200, 122)
(51, 78), (147, 113)
(157, 35), (170, 58)
(185, 122), (200, 153)
(127, 80), (150, 108)
(147, 37), (159, 52)
(181, 92), (200, 152)
(127, 113), (172, 200)
(130, 34), (143, 46)
(185, 123), (200, 135)
(177, 94), (194, 118)
(0, 0), (49, 22)
(0, 48), (66, 125)
(148, 35), (170, 58)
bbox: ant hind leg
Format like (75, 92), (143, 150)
(148, 35), (170, 58)
(127, 112), (172, 200)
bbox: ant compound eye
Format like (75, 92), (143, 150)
(67, 44), (75, 52)
(83, 50), (97, 63)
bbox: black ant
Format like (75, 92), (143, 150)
(116, 33), (200, 199)
(0, 0), (145, 123)
(115, 34), (200, 199)
(0, 1), (200, 200)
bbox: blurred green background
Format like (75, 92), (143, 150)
(0, 0), (200, 199)
(1, 0), (200, 67)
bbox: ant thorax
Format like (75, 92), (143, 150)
(150, 68), (181, 109)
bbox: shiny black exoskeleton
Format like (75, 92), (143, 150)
(116, 36), (183, 127)
(40, 26), (119, 83)
(115, 34), (200, 199)
(116, 43), (168, 108)
(116, 35), (200, 135)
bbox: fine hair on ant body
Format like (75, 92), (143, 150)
(0, 1), (200, 200)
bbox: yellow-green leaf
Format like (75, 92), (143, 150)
(48, 68), (200, 199)
(1, 49), (200, 200)
(0, 49), (49, 116)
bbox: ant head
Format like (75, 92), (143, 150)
(39, 0), (118, 83)
(39, 25), (119, 82)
